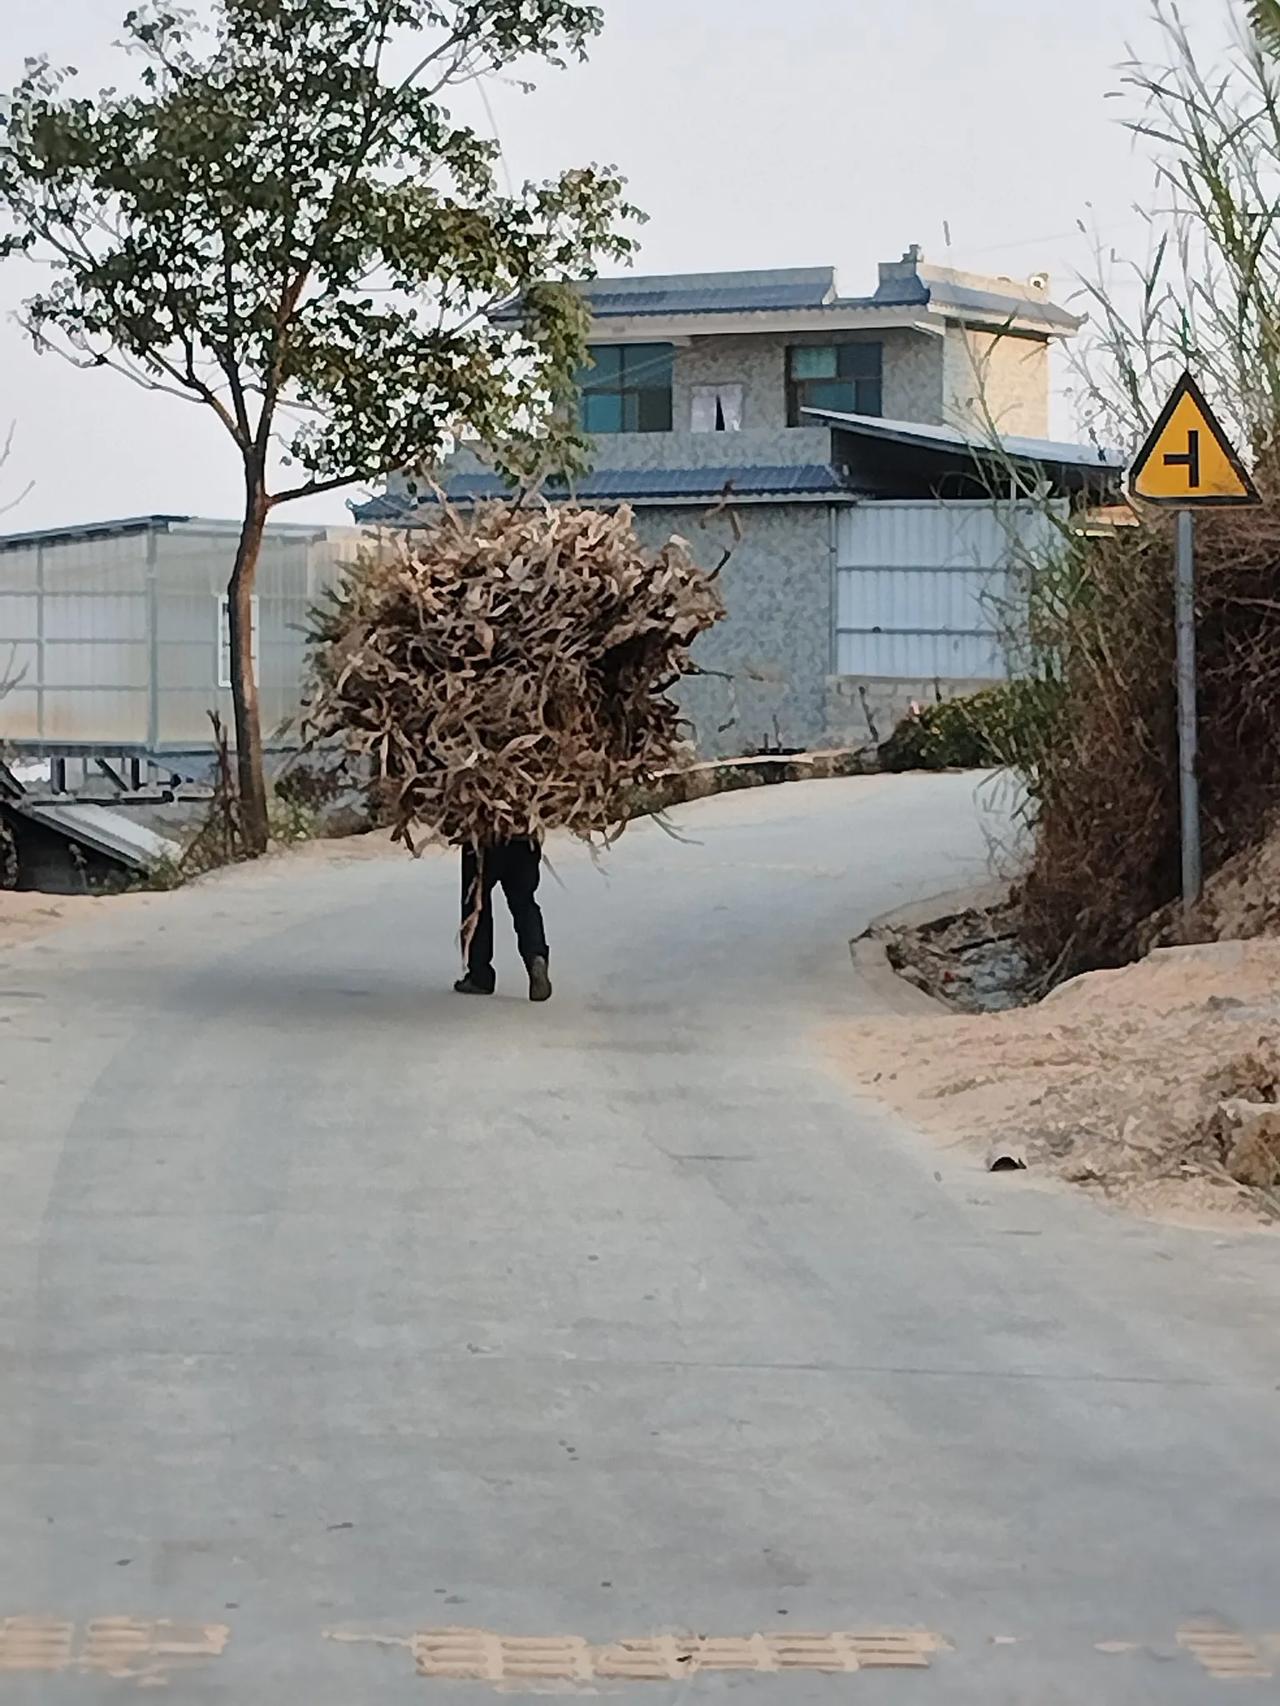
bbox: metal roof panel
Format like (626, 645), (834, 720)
(353, 463), (852, 519)
(804, 409), (1124, 468)
(0, 514), (193, 551)
(0, 514), (347, 551)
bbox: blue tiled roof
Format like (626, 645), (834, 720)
(492, 261), (1082, 334)
(490, 268), (837, 322)
(353, 463), (852, 521)
(567, 281), (836, 317)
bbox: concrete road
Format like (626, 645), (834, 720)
(2, 773), (1279, 1703)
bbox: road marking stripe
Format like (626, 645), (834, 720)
(0, 1617), (227, 1680)
(0, 1619), (76, 1672)
(1178, 1624), (1273, 1680)
(412, 1627), (941, 1681)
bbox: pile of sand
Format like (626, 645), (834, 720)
(834, 939), (1280, 1224)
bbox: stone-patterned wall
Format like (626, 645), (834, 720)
(825, 673), (995, 747)
(671, 334), (786, 435)
(589, 326), (950, 470)
(581, 425), (834, 473)
(879, 328), (946, 424)
(411, 326), (978, 498)
(631, 503), (836, 757)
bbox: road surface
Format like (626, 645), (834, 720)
(2, 774), (1278, 1702)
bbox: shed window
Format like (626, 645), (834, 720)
(577, 343), (673, 434)
(217, 594), (259, 690)
(787, 342), (882, 424)
(691, 383), (744, 432)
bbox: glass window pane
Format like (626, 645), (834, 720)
(791, 345), (836, 379)
(856, 377), (883, 417)
(585, 344), (622, 382)
(838, 342), (882, 378)
(800, 378), (858, 414)
(636, 388), (673, 432)
(583, 391), (624, 433)
(623, 344), (674, 387)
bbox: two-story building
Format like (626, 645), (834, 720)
(359, 247), (1122, 752)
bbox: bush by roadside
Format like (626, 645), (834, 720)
(877, 680), (1060, 775)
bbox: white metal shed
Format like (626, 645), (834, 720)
(0, 515), (362, 758)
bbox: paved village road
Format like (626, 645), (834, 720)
(2, 774), (1279, 1704)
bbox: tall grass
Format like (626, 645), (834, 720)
(990, 2), (1280, 979)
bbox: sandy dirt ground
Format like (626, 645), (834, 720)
(832, 938), (1280, 1227)
(0, 889), (158, 952)
(0, 830), (424, 954)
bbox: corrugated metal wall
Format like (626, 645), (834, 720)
(0, 520), (360, 749)
(835, 501), (1058, 681)
(0, 530), (152, 744)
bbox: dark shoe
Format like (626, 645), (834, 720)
(454, 975), (494, 996)
(527, 957), (552, 1003)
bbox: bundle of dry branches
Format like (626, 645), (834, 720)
(304, 500), (724, 849)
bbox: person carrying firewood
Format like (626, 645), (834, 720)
(303, 502), (726, 1007)
(455, 838), (553, 1002)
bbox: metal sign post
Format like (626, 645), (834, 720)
(1129, 371), (1260, 917)
(1173, 509), (1201, 910)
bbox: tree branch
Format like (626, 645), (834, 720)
(217, 221), (253, 442)
(0, 423), (34, 515)
(268, 468), (367, 506)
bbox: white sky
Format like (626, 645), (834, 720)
(0, 0), (1222, 532)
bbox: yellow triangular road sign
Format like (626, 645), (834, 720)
(1130, 372), (1259, 506)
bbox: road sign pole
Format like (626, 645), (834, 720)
(1131, 374), (1258, 912)
(1174, 507), (1201, 912)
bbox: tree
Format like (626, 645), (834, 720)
(0, 1), (639, 851)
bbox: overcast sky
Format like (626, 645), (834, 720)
(0, 0), (1217, 532)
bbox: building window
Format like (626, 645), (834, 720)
(577, 344), (673, 433)
(787, 343), (882, 425)
(217, 593), (259, 690)
(691, 383), (744, 432)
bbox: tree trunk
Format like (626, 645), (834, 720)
(229, 478), (270, 856)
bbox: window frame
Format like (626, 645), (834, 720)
(786, 341), (883, 426)
(577, 342), (674, 435)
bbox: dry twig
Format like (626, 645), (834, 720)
(303, 500), (725, 850)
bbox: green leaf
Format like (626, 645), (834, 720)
(1249, 0), (1280, 55)
(0, 0), (642, 498)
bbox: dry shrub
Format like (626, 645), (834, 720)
(303, 501), (724, 849)
(1014, 498), (1280, 978)
(1009, 4), (1280, 982)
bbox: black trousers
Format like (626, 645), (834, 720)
(461, 840), (549, 990)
